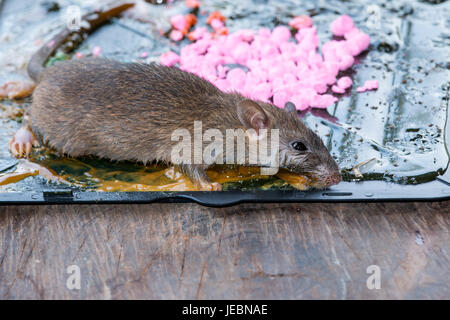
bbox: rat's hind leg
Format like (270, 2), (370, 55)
(9, 118), (40, 158)
(179, 164), (222, 191)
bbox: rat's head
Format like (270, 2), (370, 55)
(236, 99), (341, 188)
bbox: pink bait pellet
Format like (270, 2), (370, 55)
(337, 76), (353, 89)
(366, 80), (379, 89)
(258, 28), (271, 38)
(92, 46), (101, 56)
(210, 18), (224, 30)
(330, 15), (354, 36)
(170, 30), (184, 41)
(331, 85), (346, 94)
(160, 51), (180, 66)
(234, 29), (254, 42)
(170, 14), (188, 31)
(226, 68), (247, 88)
(357, 80), (379, 92)
(270, 26), (291, 43)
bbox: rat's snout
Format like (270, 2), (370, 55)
(324, 173), (341, 187)
(313, 163), (341, 187)
(307, 169), (341, 189)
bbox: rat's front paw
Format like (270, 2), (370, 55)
(198, 181), (222, 191)
(8, 127), (39, 158)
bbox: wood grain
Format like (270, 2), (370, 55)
(0, 201), (449, 299)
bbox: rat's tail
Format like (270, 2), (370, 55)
(27, 3), (134, 82)
(27, 28), (71, 82)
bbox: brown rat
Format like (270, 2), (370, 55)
(11, 58), (341, 190)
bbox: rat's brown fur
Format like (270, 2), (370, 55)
(29, 58), (340, 189)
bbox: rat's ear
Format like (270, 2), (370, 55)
(284, 101), (297, 114)
(237, 99), (270, 134)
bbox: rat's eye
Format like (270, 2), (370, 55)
(291, 141), (308, 152)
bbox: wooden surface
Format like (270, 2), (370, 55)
(0, 201), (449, 300)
